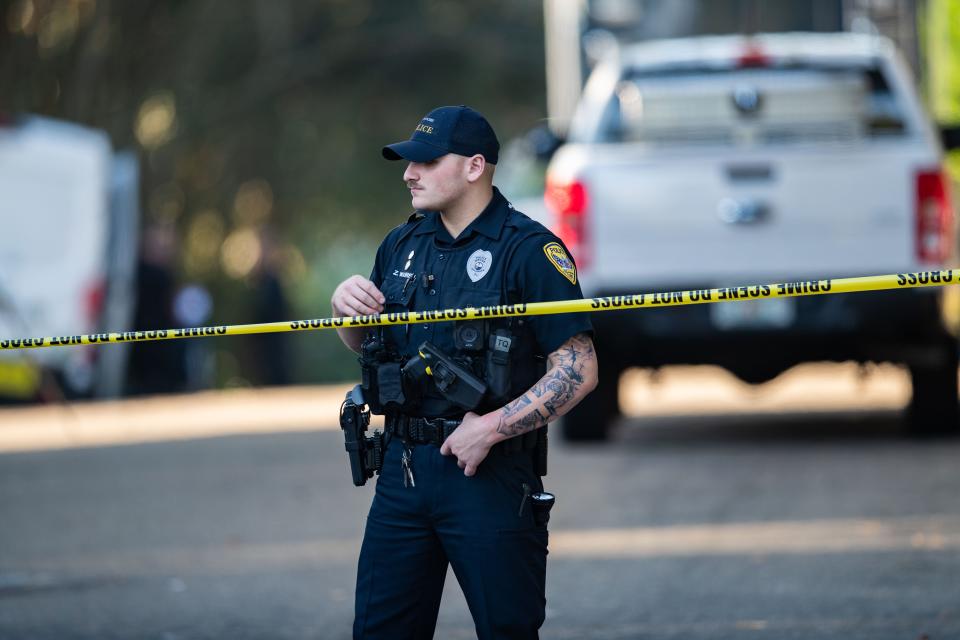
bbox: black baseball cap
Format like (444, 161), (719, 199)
(382, 105), (499, 165)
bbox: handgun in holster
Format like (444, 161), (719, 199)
(402, 341), (488, 411)
(339, 385), (385, 486)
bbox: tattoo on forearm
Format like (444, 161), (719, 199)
(496, 333), (596, 438)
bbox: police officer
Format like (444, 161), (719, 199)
(331, 105), (598, 640)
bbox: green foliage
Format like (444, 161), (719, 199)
(926, 0), (960, 123)
(0, 0), (546, 385)
(924, 0), (960, 180)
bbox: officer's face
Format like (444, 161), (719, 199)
(403, 154), (469, 212)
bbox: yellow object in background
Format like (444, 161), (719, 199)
(926, 0), (960, 180)
(0, 360), (40, 398)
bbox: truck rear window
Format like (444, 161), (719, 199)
(604, 65), (907, 146)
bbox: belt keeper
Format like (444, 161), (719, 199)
(422, 422), (439, 444)
(389, 415), (411, 440)
(442, 421), (458, 440)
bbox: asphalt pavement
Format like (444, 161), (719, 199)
(1, 367), (959, 639)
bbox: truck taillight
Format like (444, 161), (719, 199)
(545, 177), (590, 268)
(915, 169), (953, 263)
(737, 42), (770, 68)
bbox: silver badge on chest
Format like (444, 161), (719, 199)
(467, 249), (493, 283)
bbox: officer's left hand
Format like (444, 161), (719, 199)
(440, 411), (498, 477)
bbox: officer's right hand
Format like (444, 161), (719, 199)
(331, 275), (386, 317)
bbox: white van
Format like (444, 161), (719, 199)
(0, 116), (139, 400)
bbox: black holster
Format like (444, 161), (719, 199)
(339, 385), (385, 486)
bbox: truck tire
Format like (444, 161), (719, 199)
(562, 364), (620, 441)
(907, 341), (959, 436)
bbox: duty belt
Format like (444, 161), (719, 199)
(386, 413), (535, 454)
(386, 415), (461, 446)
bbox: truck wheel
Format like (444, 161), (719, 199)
(907, 342), (959, 436)
(562, 365), (620, 441)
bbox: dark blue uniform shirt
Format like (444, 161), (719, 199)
(369, 187), (593, 418)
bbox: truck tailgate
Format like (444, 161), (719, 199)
(580, 143), (935, 291)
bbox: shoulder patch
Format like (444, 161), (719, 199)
(542, 242), (577, 285)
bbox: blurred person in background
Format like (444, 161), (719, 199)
(331, 106), (598, 639)
(248, 228), (291, 386)
(173, 283), (215, 391)
(126, 223), (187, 395)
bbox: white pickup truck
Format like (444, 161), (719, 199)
(544, 32), (959, 439)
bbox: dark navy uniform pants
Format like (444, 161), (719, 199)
(353, 438), (548, 640)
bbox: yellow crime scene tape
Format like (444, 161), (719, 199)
(0, 270), (957, 351)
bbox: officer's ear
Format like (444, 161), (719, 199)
(464, 154), (486, 183)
